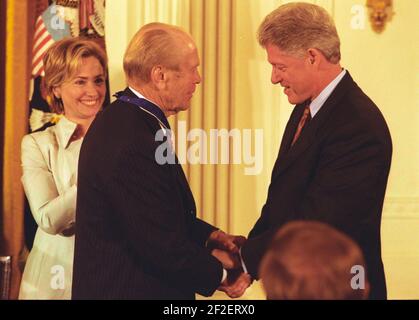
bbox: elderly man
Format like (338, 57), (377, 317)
(72, 23), (248, 299)
(240, 3), (392, 299)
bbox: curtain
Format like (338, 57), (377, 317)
(1, 0), (36, 299)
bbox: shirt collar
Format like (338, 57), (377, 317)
(309, 69), (346, 118)
(128, 87), (163, 110)
(128, 86), (169, 134)
(55, 116), (78, 149)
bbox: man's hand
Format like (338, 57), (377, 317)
(211, 248), (241, 269)
(218, 269), (252, 298)
(207, 230), (246, 253)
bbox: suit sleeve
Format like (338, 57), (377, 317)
(190, 218), (218, 247)
(242, 119), (391, 278)
(21, 134), (76, 235)
(109, 139), (223, 297)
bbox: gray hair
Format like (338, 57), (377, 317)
(258, 2), (341, 63)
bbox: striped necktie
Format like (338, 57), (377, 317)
(291, 103), (311, 147)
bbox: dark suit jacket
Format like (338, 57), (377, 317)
(241, 72), (392, 300)
(72, 88), (223, 299)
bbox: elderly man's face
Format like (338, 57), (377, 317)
(164, 43), (201, 114)
(266, 43), (315, 105)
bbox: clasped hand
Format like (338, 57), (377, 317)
(207, 230), (252, 298)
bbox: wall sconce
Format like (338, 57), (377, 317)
(366, 0), (395, 33)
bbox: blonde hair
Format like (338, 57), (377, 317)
(123, 22), (192, 85)
(43, 37), (107, 113)
(260, 221), (368, 300)
(258, 2), (341, 63)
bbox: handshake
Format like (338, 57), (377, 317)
(207, 230), (252, 298)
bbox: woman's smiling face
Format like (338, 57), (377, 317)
(53, 56), (106, 122)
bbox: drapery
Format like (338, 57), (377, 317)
(1, 0), (36, 299)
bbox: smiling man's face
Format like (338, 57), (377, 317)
(266, 43), (315, 105)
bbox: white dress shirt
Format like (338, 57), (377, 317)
(308, 69), (346, 118)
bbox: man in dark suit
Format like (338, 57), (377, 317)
(72, 23), (249, 299)
(240, 3), (392, 299)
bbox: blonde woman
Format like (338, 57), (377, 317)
(19, 37), (107, 299)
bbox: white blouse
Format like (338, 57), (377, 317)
(19, 117), (82, 299)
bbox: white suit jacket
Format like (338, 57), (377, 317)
(19, 117), (82, 299)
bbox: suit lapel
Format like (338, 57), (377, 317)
(271, 72), (355, 181)
(278, 103), (306, 160)
(272, 118), (316, 179)
(271, 103), (305, 178)
(173, 157), (196, 214)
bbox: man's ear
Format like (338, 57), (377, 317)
(306, 48), (321, 67)
(150, 65), (167, 89)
